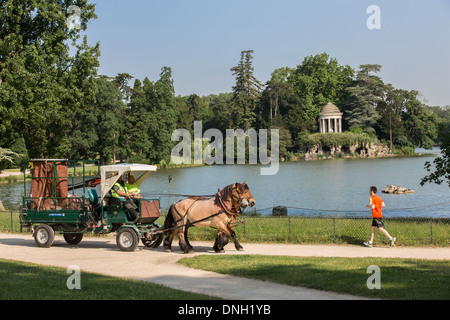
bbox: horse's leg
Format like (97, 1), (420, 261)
(183, 224), (195, 253)
(163, 229), (177, 252)
(227, 223), (244, 251)
(163, 206), (176, 252)
(213, 231), (229, 253)
(213, 220), (232, 253)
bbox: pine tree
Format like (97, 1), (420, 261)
(230, 50), (262, 129)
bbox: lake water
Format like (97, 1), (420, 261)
(1, 148), (449, 218)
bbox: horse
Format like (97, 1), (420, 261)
(163, 182), (255, 253)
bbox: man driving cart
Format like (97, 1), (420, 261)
(111, 174), (140, 221)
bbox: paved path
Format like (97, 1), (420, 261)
(0, 233), (448, 300)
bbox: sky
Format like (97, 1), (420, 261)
(84, 0), (450, 107)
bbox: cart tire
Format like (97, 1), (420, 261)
(116, 228), (139, 251)
(63, 233), (83, 245)
(142, 233), (163, 248)
(33, 224), (55, 248)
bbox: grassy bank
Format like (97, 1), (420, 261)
(179, 255), (450, 300)
(0, 259), (215, 300)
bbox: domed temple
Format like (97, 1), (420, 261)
(319, 102), (343, 133)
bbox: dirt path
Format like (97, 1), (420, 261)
(0, 233), (448, 300)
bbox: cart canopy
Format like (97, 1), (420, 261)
(100, 164), (157, 201)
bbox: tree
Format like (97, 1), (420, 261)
(128, 67), (179, 164)
(0, 0), (100, 158)
(288, 53), (354, 128)
(345, 64), (385, 133)
(402, 92), (438, 149)
(421, 123), (450, 186)
(230, 50), (262, 129)
(260, 67), (293, 126)
(0, 147), (23, 172)
(376, 85), (409, 151)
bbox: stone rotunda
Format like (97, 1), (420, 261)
(319, 102), (343, 133)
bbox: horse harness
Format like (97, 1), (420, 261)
(167, 185), (247, 232)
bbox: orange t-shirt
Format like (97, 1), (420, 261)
(370, 194), (384, 218)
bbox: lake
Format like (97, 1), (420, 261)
(1, 148), (449, 218)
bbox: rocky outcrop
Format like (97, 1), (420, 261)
(304, 142), (390, 161)
(382, 185), (415, 194)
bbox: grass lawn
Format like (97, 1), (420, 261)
(179, 255), (450, 300)
(0, 259), (217, 300)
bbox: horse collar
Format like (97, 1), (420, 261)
(217, 191), (237, 216)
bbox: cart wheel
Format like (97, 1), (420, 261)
(116, 228), (139, 251)
(63, 233), (83, 245)
(33, 224), (55, 248)
(142, 233), (163, 248)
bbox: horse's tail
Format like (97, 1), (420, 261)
(163, 204), (176, 235)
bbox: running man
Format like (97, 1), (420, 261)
(364, 186), (396, 247)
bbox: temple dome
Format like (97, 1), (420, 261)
(320, 102), (342, 116)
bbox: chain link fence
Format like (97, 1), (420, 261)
(159, 214), (450, 247)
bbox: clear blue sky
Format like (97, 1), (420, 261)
(85, 0), (450, 106)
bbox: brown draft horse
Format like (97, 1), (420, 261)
(163, 182), (256, 253)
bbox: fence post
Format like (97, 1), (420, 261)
(430, 219), (433, 244)
(333, 217), (336, 243)
(288, 216), (291, 236)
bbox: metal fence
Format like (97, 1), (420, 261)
(167, 215), (450, 247)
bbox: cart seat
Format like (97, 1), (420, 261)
(88, 189), (99, 205)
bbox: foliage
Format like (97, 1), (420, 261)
(230, 50), (262, 130)
(0, 147), (23, 172)
(0, 6), (443, 169)
(297, 132), (374, 150)
(345, 64), (384, 133)
(287, 53), (354, 125)
(0, 0), (100, 158)
(421, 123), (450, 186)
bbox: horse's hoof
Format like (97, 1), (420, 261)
(164, 248), (172, 253)
(237, 247), (244, 251)
(185, 249), (195, 254)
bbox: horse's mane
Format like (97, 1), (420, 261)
(220, 183), (237, 201)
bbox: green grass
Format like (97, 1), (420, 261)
(179, 255), (450, 300)
(0, 258), (216, 300)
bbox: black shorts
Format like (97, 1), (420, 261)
(372, 218), (384, 228)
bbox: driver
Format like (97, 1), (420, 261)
(111, 175), (140, 221)
(125, 174), (142, 199)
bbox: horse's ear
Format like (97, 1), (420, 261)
(243, 181), (247, 186)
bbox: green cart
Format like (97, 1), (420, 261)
(20, 159), (163, 251)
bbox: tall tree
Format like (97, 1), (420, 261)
(0, 0), (100, 158)
(345, 64), (385, 133)
(68, 76), (124, 164)
(402, 91), (438, 149)
(128, 67), (179, 164)
(376, 85), (409, 150)
(230, 50), (262, 129)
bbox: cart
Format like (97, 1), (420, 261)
(20, 159), (163, 251)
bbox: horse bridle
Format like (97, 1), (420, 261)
(223, 183), (254, 215)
